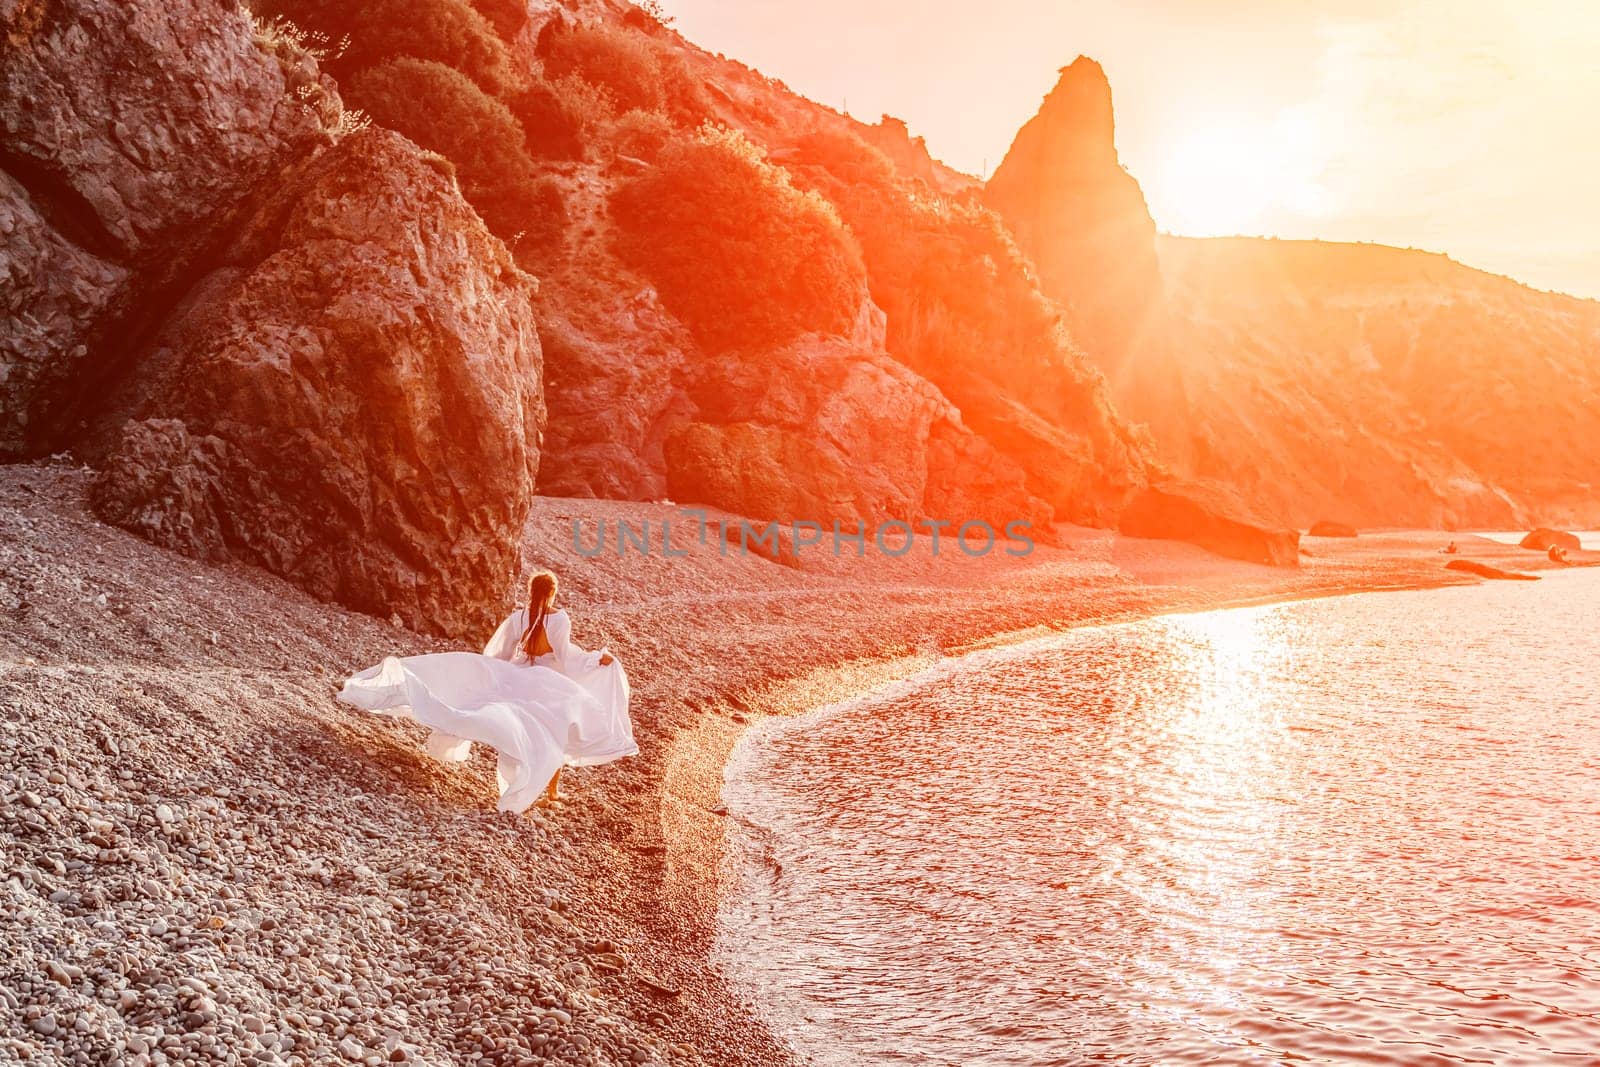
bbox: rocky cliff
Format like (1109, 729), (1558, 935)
(493, 2), (1146, 530)
(1151, 237), (1600, 529)
(2, 0), (544, 637)
(983, 56), (1599, 532)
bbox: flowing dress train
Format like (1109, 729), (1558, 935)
(338, 609), (636, 812)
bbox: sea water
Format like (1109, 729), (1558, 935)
(719, 570), (1600, 1065)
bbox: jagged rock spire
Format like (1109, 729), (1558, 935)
(984, 56), (1164, 372)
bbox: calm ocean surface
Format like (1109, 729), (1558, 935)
(718, 570), (1600, 1065)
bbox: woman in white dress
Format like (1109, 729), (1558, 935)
(338, 571), (636, 812)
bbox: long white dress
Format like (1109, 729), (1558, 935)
(338, 609), (637, 812)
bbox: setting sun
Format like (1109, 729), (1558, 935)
(665, 0), (1600, 299)
(1146, 114), (1329, 236)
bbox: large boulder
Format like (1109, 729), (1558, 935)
(0, 0), (327, 455)
(1120, 481), (1300, 567)
(1519, 528), (1580, 552)
(0, 171), (128, 455)
(92, 130), (544, 638)
(1308, 520), (1359, 538)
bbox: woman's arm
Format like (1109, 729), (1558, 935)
(481, 610), (523, 662)
(549, 612), (613, 674)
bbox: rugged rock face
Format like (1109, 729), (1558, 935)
(533, 278), (696, 503)
(1120, 482), (1301, 567)
(932, 369), (1137, 528)
(923, 421), (1056, 542)
(0, 0), (327, 455)
(0, 170), (128, 455)
(984, 57), (1165, 372)
(1151, 237), (1600, 528)
(92, 130), (544, 639)
(663, 331), (1050, 533)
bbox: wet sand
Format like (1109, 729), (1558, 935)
(1, 461), (1589, 1065)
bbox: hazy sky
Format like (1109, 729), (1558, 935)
(662, 0), (1600, 298)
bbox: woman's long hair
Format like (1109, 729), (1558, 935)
(519, 570), (558, 659)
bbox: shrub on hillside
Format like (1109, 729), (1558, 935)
(264, 0), (519, 96)
(655, 50), (713, 127)
(507, 78), (586, 160)
(791, 128), (900, 189)
(537, 20), (709, 126)
(468, 0), (528, 41)
(538, 20), (660, 113)
(605, 108), (674, 162)
(608, 126), (866, 352)
(346, 58), (563, 251)
(545, 73), (618, 131)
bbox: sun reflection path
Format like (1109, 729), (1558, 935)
(1118, 606), (1303, 1027)
(1162, 605), (1294, 810)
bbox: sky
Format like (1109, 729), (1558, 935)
(661, 0), (1600, 299)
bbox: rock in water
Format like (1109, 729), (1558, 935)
(1308, 520), (1359, 538)
(1519, 528), (1580, 553)
(0, 0), (325, 456)
(1446, 559), (1540, 581)
(93, 130), (544, 639)
(1120, 482), (1301, 567)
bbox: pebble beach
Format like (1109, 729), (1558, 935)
(2, 461), (1587, 1066)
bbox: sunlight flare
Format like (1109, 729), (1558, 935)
(1149, 113), (1329, 236)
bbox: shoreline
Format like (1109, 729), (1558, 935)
(2, 461), (1595, 1066)
(709, 565), (1600, 1067)
(690, 565), (1588, 1059)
